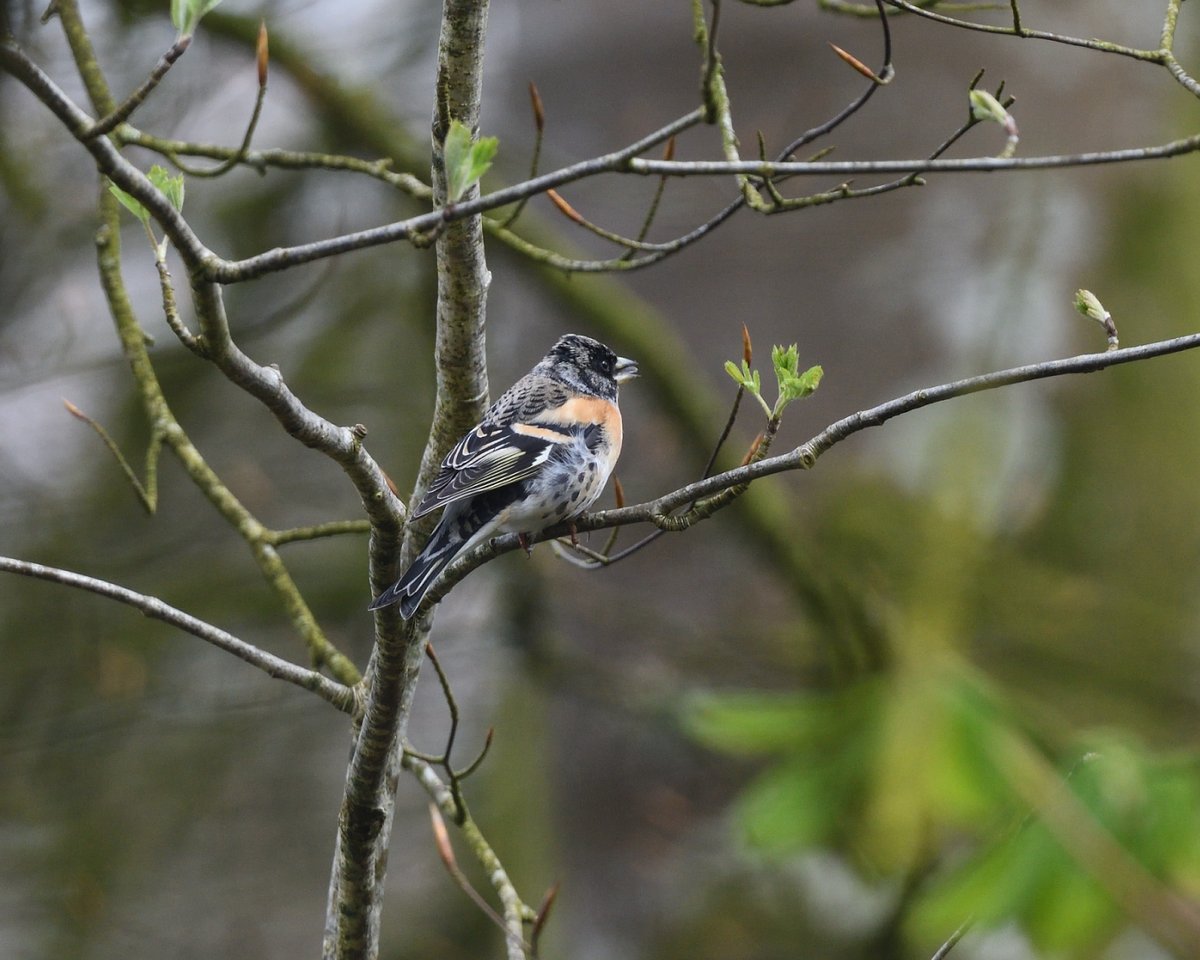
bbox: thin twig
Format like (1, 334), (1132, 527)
(11, 42), (1200, 283)
(880, 0), (1166, 63)
(266, 519), (371, 545)
(497, 81), (545, 229)
(427, 804), (533, 955)
(152, 244), (204, 354)
(172, 82), (268, 178)
(119, 127), (433, 197)
(930, 920), (972, 959)
(62, 399), (160, 513)
(84, 36), (191, 138)
(780, 0), (892, 159)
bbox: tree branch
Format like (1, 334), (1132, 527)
(414, 331), (1200, 614)
(12, 32), (1198, 289)
(325, 0), (499, 956)
(0, 557), (357, 714)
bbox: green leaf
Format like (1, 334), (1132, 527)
(735, 757), (845, 852)
(148, 165), (185, 212)
(108, 181), (149, 225)
(444, 119), (499, 202)
(771, 342), (800, 379)
(723, 358), (764, 396)
(788, 363), (823, 399)
(765, 344), (823, 417)
(172, 0), (223, 36)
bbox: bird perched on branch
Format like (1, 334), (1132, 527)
(370, 334), (638, 618)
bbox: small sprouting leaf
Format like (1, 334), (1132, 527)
(108, 181), (150, 225)
(969, 88), (1019, 158)
(771, 343), (800, 380)
(969, 89), (1008, 126)
(148, 165), (185, 212)
(791, 364), (824, 399)
(767, 342), (823, 416)
(172, 0), (223, 36)
(444, 119), (499, 203)
(724, 359), (759, 392)
(725, 356), (772, 417)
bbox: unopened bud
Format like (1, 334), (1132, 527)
(969, 88), (1009, 126)
(1074, 289), (1108, 325)
(256, 21), (269, 88)
(1074, 289), (1119, 349)
(528, 81), (544, 134)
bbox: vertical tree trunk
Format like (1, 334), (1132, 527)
(322, 2), (491, 959)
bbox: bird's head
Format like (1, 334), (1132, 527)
(540, 334), (638, 399)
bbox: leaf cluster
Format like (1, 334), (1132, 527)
(725, 342), (822, 421)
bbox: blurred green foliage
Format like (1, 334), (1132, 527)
(686, 668), (1200, 956)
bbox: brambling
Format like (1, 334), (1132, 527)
(370, 334), (638, 618)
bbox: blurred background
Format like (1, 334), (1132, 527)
(3, 1), (1200, 958)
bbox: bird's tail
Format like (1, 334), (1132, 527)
(368, 518), (467, 618)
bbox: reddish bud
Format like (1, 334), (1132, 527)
(256, 20), (269, 88)
(546, 189), (585, 225)
(429, 804), (457, 869)
(828, 42), (879, 83)
(528, 81), (545, 134)
(742, 432), (764, 466)
(531, 880), (561, 951)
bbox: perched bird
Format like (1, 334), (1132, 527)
(370, 334), (638, 618)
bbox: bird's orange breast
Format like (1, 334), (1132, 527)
(538, 396), (622, 465)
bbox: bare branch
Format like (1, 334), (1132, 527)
(13, 32), (1198, 288)
(880, 0), (1165, 62)
(0, 557), (357, 714)
(62, 398), (161, 513)
(84, 36), (191, 139)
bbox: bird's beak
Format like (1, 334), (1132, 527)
(614, 356), (639, 383)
